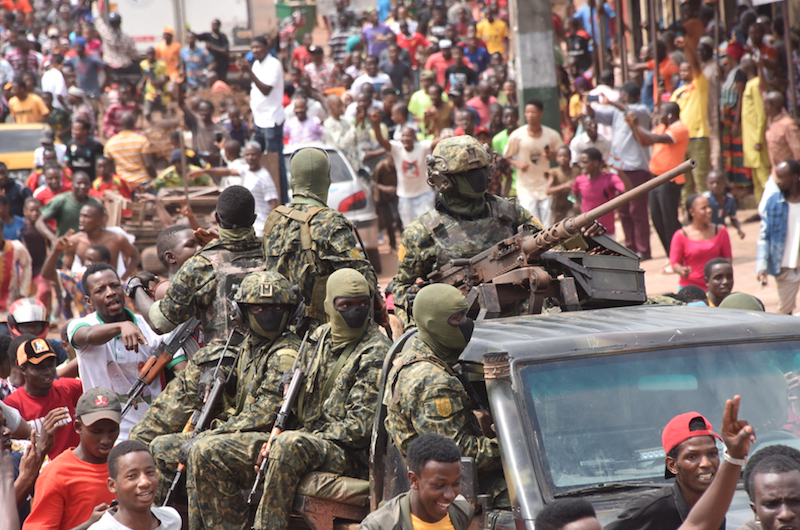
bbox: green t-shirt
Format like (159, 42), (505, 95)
(492, 129), (517, 196)
(407, 90), (450, 120)
(40, 193), (103, 237)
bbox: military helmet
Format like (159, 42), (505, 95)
(428, 135), (490, 175)
(234, 271), (298, 305)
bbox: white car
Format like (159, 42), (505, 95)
(283, 143), (382, 273)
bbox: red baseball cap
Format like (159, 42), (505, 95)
(662, 412), (721, 478)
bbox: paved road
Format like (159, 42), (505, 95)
(374, 208), (789, 314)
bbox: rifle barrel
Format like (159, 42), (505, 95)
(523, 159), (696, 257)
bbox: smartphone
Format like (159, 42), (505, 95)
(215, 132), (223, 143)
(586, 95), (600, 103)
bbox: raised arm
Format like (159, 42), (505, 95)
(369, 108), (392, 152)
(118, 234), (141, 281)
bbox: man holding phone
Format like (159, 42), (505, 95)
(177, 84), (229, 167)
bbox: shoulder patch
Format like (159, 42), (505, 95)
(435, 397), (453, 417)
(397, 244), (407, 262)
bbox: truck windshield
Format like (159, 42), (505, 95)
(520, 340), (800, 495)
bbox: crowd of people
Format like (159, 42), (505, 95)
(0, 0), (799, 529)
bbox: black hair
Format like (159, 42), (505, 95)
(108, 440), (152, 479)
(74, 119), (91, 131)
(216, 185), (255, 228)
(704, 258), (731, 281)
(81, 262), (118, 295)
(677, 285), (707, 304)
(502, 105), (518, 116)
(535, 499), (597, 530)
(252, 36), (268, 47)
(782, 158), (800, 176)
(582, 147), (603, 162)
(684, 193), (702, 222)
(8, 333), (36, 365)
(24, 197), (40, 208)
(599, 69), (614, 87)
(525, 98), (544, 111)
(666, 416), (710, 459)
(407, 433), (461, 474)
(169, 131), (181, 143)
(12, 74), (26, 87)
(43, 161), (61, 173)
(156, 224), (195, 268)
(620, 82), (640, 102)
(381, 85), (399, 97)
(365, 54), (379, 64)
(743, 445), (800, 501)
(774, 16), (785, 37)
(653, 39), (667, 59)
(88, 244), (112, 264)
(428, 83), (443, 96)
(393, 103), (409, 120)
(662, 102), (681, 119)
(81, 202), (106, 218)
(198, 99), (215, 112)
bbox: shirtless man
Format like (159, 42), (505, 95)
(62, 203), (140, 280)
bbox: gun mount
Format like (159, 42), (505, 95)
(427, 160), (696, 319)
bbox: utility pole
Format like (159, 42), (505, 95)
(510, 0), (560, 131)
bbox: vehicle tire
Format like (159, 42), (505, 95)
(366, 247), (382, 274)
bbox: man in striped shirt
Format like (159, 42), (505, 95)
(104, 113), (157, 187)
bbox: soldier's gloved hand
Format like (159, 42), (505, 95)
(279, 369), (296, 397)
(125, 272), (157, 299)
(581, 221), (606, 238)
(178, 437), (196, 466)
(197, 363), (218, 402)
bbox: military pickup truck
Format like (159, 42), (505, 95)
(360, 305), (800, 530)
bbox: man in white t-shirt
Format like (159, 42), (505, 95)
(351, 55), (392, 98)
(190, 142), (279, 237)
(67, 263), (166, 440)
(504, 99), (564, 227)
(370, 110), (439, 226)
(41, 55), (69, 110)
(238, 36), (288, 204)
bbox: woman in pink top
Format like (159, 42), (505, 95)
(572, 147), (631, 238)
(670, 194), (733, 289)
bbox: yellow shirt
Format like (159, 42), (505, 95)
(569, 93), (583, 118)
(669, 72), (709, 139)
(9, 93), (48, 123)
(476, 18), (508, 57)
(411, 513), (456, 530)
(741, 77), (768, 168)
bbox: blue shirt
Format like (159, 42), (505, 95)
(464, 46), (491, 74)
(642, 70), (655, 112)
(703, 190), (737, 226)
(757, 192), (795, 276)
(68, 54), (105, 97)
(3, 215), (24, 240)
(575, 4), (616, 50)
(181, 46), (211, 87)
(377, 0), (391, 22)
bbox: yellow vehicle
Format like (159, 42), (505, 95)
(0, 123), (46, 181)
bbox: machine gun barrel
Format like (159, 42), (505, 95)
(522, 159), (696, 258)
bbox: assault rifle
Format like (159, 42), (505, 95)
(247, 328), (314, 505)
(121, 316), (200, 419)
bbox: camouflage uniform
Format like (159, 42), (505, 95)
(253, 323), (391, 530)
(262, 191), (378, 329)
(384, 336), (501, 470)
(135, 229), (264, 441)
(392, 136), (543, 324)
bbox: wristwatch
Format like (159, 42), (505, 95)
(125, 278), (145, 299)
(722, 447), (748, 466)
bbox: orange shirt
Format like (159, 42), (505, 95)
(646, 57), (680, 100)
(0, 0), (31, 12)
(23, 449), (115, 530)
(155, 40), (182, 79)
(650, 121), (690, 184)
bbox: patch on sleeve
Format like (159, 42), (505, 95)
(397, 244), (407, 262)
(435, 397), (453, 417)
(348, 247), (362, 260)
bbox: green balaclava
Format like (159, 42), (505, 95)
(413, 284), (474, 363)
(430, 136), (491, 218)
(324, 268), (372, 349)
(290, 148), (331, 205)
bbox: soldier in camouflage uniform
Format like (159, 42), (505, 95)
(149, 271), (301, 530)
(130, 186), (264, 445)
(384, 283), (500, 470)
(253, 268), (391, 530)
(262, 148), (377, 330)
(392, 136), (543, 325)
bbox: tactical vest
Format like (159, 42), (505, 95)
(389, 351), (456, 405)
(263, 205), (327, 321)
(420, 196), (518, 269)
(202, 247), (265, 346)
